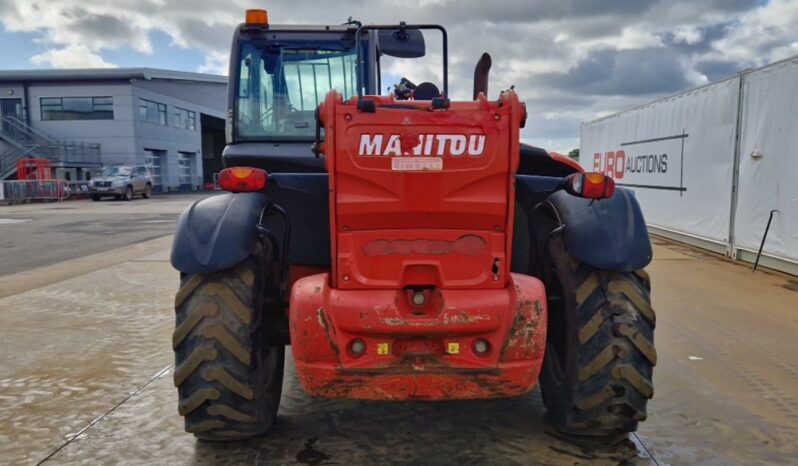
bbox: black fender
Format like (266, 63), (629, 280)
(171, 192), (269, 275)
(541, 188), (652, 271)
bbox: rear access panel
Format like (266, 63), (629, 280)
(319, 91), (525, 289)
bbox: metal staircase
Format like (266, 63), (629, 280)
(0, 116), (101, 179)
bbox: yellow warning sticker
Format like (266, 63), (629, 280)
(377, 342), (390, 355)
(447, 342), (460, 354)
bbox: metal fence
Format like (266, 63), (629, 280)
(0, 180), (69, 203)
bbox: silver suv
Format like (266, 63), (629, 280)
(89, 165), (153, 201)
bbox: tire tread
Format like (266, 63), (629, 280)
(540, 236), (656, 436)
(173, 251), (283, 441)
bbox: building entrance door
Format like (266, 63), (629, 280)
(144, 150), (165, 192)
(178, 152), (195, 190)
(0, 98), (23, 132)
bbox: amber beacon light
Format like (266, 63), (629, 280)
(245, 9), (269, 25)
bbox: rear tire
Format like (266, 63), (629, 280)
(143, 184), (152, 199)
(173, 245), (284, 441)
(91, 195), (101, 201)
(539, 235), (656, 437)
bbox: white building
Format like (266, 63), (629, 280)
(0, 68), (227, 192)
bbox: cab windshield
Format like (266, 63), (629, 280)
(236, 40), (359, 140)
(102, 166), (131, 177)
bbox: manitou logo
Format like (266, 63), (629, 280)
(358, 133), (486, 157)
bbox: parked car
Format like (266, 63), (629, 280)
(89, 165), (153, 201)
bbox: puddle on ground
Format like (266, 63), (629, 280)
(780, 279), (798, 292)
(0, 218), (32, 224)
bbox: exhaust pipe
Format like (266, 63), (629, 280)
(473, 53), (492, 100)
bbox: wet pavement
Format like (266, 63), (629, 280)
(0, 230), (797, 465)
(636, 240), (798, 465)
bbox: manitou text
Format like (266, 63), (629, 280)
(358, 134), (486, 157)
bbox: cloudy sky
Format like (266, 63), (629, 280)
(1, 0), (797, 152)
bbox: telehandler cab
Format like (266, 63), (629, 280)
(171, 10), (655, 441)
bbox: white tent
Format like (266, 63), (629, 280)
(581, 56), (798, 275)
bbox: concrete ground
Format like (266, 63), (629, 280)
(1, 196), (797, 465)
(0, 193), (209, 277)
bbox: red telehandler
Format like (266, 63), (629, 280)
(170, 11), (655, 441)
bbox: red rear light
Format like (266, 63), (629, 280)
(219, 167), (267, 192)
(566, 172), (615, 199)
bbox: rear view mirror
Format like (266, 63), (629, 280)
(378, 28), (425, 58)
(565, 172), (616, 199)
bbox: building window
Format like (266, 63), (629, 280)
(174, 107), (196, 131)
(40, 96), (114, 121)
(139, 99), (167, 125)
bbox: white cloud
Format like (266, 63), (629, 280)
(197, 50), (228, 75)
(526, 137), (581, 155)
(673, 26), (704, 45)
(2, 0), (797, 149)
(706, 0), (798, 66)
(30, 44), (116, 68)
(0, 0), (248, 69)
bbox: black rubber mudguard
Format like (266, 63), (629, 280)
(171, 174), (331, 275)
(171, 192), (269, 275)
(540, 188), (653, 272)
